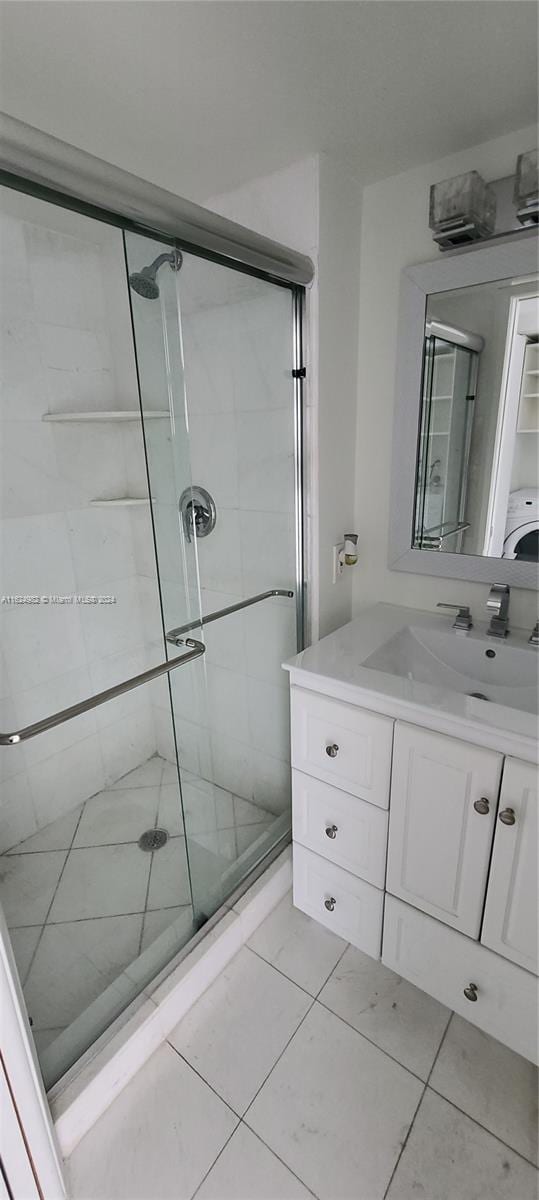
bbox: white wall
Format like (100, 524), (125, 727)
(208, 151), (363, 640)
(352, 124), (539, 631)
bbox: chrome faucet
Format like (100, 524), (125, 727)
(486, 584), (510, 639)
(437, 602), (473, 631)
(528, 621), (539, 646)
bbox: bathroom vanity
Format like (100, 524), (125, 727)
(285, 603), (538, 1064)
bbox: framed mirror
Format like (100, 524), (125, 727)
(389, 234), (539, 587)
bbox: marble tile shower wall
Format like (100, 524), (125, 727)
(0, 210), (164, 850)
(149, 292), (298, 815)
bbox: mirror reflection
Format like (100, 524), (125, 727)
(414, 277), (538, 561)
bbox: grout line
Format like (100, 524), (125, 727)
(166, 1041), (243, 1121)
(382, 1011), (453, 1200)
(137, 762), (166, 956)
(241, 995), (317, 1122)
(243, 944), (317, 998)
(8, 903), (189, 933)
(188, 1119), (241, 1200)
(314, 997), (428, 1087)
(245, 944), (320, 997)
(22, 802), (88, 990)
(425, 1085), (539, 1170)
(236, 1123), (322, 1200)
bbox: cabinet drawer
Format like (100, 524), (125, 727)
(383, 895), (538, 1065)
(290, 686), (393, 808)
(293, 843), (383, 957)
(292, 770), (388, 887)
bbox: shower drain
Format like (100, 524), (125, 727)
(138, 828), (169, 852)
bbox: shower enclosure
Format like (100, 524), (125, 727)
(414, 323), (479, 553)
(0, 180), (305, 1090)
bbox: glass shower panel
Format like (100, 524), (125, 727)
(0, 190), (204, 1089)
(124, 235), (299, 923)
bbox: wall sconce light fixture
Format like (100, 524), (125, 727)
(514, 149), (538, 227)
(429, 170), (496, 251)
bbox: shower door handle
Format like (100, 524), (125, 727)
(0, 638), (205, 746)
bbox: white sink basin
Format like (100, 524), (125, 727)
(363, 624), (538, 715)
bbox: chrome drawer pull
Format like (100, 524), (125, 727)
(325, 824), (338, 839)
(473, 797), (490, 815)
(326, 743), (339, 758)
(499, 807), (516, 826)
(463, 982), (479, 1002)
(324, 896), (336, 912)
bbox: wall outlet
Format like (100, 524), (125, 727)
(332, 542), (345, 583)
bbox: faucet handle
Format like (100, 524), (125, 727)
(437, 603), (473, 630)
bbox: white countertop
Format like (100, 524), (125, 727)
(284, 603), (538, 764)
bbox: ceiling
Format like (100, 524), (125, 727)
(0, 2), (536, 203)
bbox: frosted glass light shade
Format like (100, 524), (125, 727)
(429, 170), (496, 248)
(514, 150), (538, 226)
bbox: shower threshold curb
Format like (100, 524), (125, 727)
(50, 844), (292, 1158)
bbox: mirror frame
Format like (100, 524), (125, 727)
(388, 233), (539, 589)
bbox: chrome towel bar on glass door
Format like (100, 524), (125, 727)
(165, 589), (294, 645)
(0, 638), (205, 746)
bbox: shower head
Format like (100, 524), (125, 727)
(128, 250), (183, 300)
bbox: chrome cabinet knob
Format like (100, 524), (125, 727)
(325, 824), (338, 839)
(473, 797), (490, 815)
(324, 896), (336, 912)
(499, 807), (516, 826)
(463, 982), (479, 1002)
(326, 743), (339, 758)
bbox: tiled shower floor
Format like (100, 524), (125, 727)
(0, 754), (274, 1079)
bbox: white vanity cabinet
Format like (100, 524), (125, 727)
(289, 680), (538, 1064)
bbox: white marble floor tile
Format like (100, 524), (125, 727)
(73, 786), (160, 847)
(48, 844), (150, 921)
(386, 1089), (538, 1200)
(236, 821), (273, 858)
(8, 806), (83, 854)
(430, 1015), (538, 1166)
(141, 905), (191, 951)
(110, 755), (175, 790)
(181, 777), (234, 836)
(23, 914), (143, 1030)
(319, 945), (449, 1080)
(68, 1042), (238, 1200)
(32, 1027), (65, 1054)
(196, 1123), (314, 1200)
(168, 946), (311, 1115)
(157, 781), (188, 836)
(233, 795), (272, 827)
(8, 924), (42, 984)
(246, 1001), (423, 1200)
(0, 850), (67, 927)
(146, 835), (192, 910)
(248, 891), (346, 996)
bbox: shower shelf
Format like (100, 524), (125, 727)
(89, 498), (153, 508)
(42, 410), (169, 422)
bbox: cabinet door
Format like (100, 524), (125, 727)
(481, 758), (538, 974)
(387, 723), (502, 937)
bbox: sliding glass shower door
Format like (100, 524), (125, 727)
(0, 191), (206, 1089)
(124, 232), (300, 922)
(0, 185), (302, 1093)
